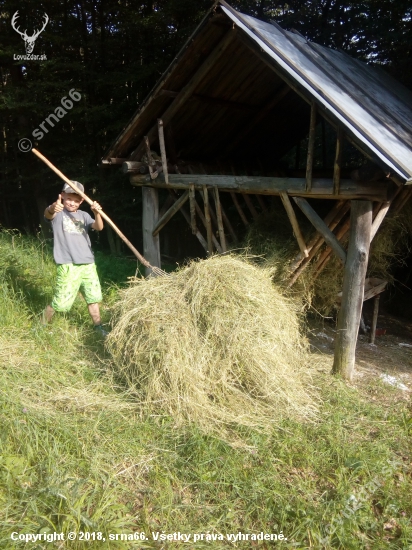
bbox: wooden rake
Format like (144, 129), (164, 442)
(32, 148), (166, 277)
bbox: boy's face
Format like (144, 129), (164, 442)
(62, 192), (84, 212)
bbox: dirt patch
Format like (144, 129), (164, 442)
(308, 311), (412, 396)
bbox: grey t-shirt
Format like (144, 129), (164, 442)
(48, 209), (95, 264)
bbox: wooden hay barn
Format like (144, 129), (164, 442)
(102, 0), (412, 380)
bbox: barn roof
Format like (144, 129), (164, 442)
(103, 0), (412, 182)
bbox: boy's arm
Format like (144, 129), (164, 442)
(44, 194), (64, 220)
(90, 201), (104, 231)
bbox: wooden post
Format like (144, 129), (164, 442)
(315, 186), (403, 280)
(370, 295), (380, 345)
(289, 200), (346, 272)
(230, 192), (249, 227)
(306, 101), (316, 192)
(313, 216), (351, 277)
(189, 184), (197, 234)
(152, 190), (189, 236)
(220, 204), (238, 244)
(203, 185), (213, 256)
(243, 194), (259, 220)
(144, 136), (157, 179)
(280, 191), (308, 257)
(289, 206), (350, 286)
(332, 200), (372, 380)
(157, 119), (169, 184)
(193, 196), (222, 253)
(333, 126), (344, 195)
(293, 197), (347, 264)
(142, 187), (161, 276)
(370, 202), (390, 242)
(172, 199), (209, 254)
(158, 194), (174, 219)
(213, 186), (227, 252)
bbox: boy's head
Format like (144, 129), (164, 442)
(61, 181), (84, 212)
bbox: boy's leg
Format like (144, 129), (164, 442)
(87, 303), (101, 325)
(79, 263), (103, 326)
(44, 264), (82, 322)
(43, 304), (55, 324)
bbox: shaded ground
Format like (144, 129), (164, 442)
(308, 310), (412, 394)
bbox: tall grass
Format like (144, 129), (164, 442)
(0, 229), (411, 549)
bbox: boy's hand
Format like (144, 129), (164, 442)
(91, 201), (104, 230)
(49, 194), (64, 214)
(90, 201), (102, 213)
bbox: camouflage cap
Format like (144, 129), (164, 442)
(62, 180), (84, 195)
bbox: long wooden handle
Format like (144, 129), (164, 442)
(32, 148), (153, 269)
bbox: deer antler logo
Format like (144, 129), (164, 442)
(11, 11), (49, 54)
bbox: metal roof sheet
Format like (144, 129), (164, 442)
(220, 2), (412, 180)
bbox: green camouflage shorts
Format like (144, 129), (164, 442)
(51, 263), (102, 312)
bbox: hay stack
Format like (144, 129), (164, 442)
(107, 256), (317, 442)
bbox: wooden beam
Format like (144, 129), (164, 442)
(159, 89), (179, 98)
(256, 194), (268, 214)
(220, 203), (238, 243)
(333, 189), (398, 256)
(144, 136), (157, 179)
(230, 191), (249, 227)
(203, 185), (213, 255)
(313, 216), (351, 278)
(122, 161), (145, 174)
(175, 200), (208, 254)
(193, 197), (223, 253)
(306, 101), (316, 192)
(293, 197), (347, 264)
(369, 295), (380, 345)
(370, 201), (390, 242)
(152, 190), (189, 236)
(101, 158), (127, 165)
(129, 173), (390, 201)
(288, 201), (350, 286)
(158, 194), (174, 218)
(280, 192), (308, 258)
(314, 187), (402, 279)
(392, 187), (412, 215)
(236, 32), (311, 108)
(289, 200), (346, 272)
(157, 119), (169, 184)
(142, 187), (161, 276)
(189, 184), (197, 234)
(333, 126), (344, 195)
(213, 186), (227, 252)
(243, 194), (259, 220)
(332, 201), (372, 380)
(130, 30), (236, 161)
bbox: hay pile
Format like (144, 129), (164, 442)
(107, 255), (317, 442)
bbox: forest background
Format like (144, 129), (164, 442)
(0, 0), (411, 279)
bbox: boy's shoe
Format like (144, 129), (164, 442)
(94, 324), (109, 338)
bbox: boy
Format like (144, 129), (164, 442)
(43, 181), (107, 336)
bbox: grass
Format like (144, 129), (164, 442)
(0, 229), (411, 549)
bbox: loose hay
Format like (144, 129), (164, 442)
(107, 255), (318, 442)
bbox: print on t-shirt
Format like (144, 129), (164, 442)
(63, 214), (86, 235)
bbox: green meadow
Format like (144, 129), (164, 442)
(0, 229), (411, 549)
